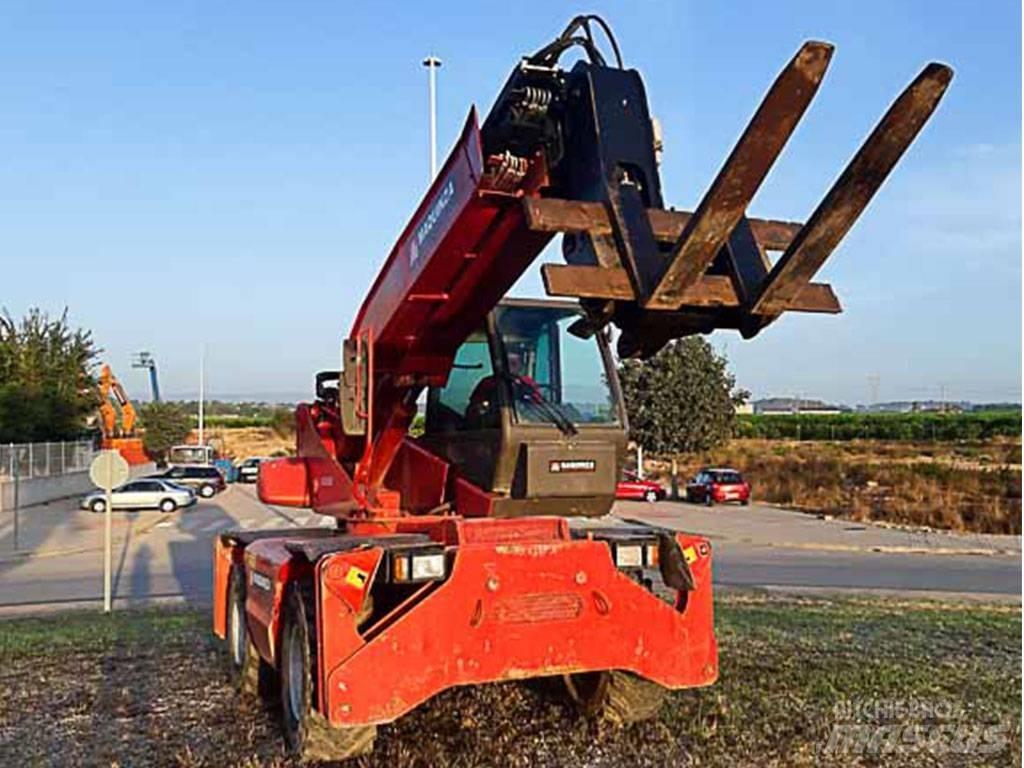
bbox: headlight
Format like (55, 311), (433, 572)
(611, 541), (660, 569)
(615, 544), (643, 568)
(390, 550), (447, 582)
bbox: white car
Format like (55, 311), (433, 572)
(81, 479), (196, 513)
(236, 456), (268, 483)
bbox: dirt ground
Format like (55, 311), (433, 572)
(0, 595), (1018, 767)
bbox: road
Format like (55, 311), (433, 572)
(0, 486), (1018, 612)
(621, 500), (1021, 598)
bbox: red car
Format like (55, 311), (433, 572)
(615, 471), (666, 503)
(685, 468), (751, 506)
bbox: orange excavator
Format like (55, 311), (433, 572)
(98, 364), (149, 465)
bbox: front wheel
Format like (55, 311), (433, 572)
(159, 498), (177, 513)
(644, 490), (658, 503)
(279, 586), (376, 762)
(704, 493), (714, 507)
(91, 499), (106, 513)
(199, 484), (216, 498)
(563, 670), (667, 725)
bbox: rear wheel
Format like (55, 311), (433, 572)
(563, 670), (667, 725)
(279, 586), (376, 762)
(227, 568), (274, 698)
(199, 484), (216, 498)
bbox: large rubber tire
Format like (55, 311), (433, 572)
(227, 568), (275, 699)
(563, 670), (667, 726)
(279, 585), (376, 762)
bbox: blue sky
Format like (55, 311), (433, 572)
(1, 1), (1019, 404)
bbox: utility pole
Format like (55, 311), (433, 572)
(423, 55), (442, 179)
(198, 344), (205, 447)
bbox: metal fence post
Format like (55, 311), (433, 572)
(27, 442), (33, 479)
(12, 454), (19, 551)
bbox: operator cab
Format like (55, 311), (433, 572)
(421, 298), (627, 517)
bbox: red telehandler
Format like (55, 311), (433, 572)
(212, 17), (950, 761)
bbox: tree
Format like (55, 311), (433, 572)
(138, 402), (193, 461)
(270, 406), (296, 439)
(0, 308), (99, 442)
(618, 336), (747, 454)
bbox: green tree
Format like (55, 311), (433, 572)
(270, 406), (296, 439)
(138, 402), (193, 461)
(0, 308), (99, 442)
(618, 337), (746, 454)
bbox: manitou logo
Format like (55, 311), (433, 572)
(410, 177), (455, 267)
(549, 459), (596, 473)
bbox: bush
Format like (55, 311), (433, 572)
(734, 411), (1021, 442)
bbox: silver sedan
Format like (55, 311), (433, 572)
(81, 479), (196, 513)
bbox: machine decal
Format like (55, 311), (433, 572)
(410, 178), (455, 268)
(345, 566), (370, 588)
(549, 459), (596, 473)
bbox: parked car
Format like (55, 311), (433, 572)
(148, 464), (226, 498)
(236, 456), (268, 484)
(81, 479), (195, 513)
(685, 468), (751, 506)
(168, 444), (216, 466)
(615, 471), (666, 503)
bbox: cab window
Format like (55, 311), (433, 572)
(427, 331), (497, 432)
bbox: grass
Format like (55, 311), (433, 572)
(654, 438), (1022, 534)
(0, 596), (1018, 767)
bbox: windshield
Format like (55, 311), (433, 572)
(494, 305), (618, 427)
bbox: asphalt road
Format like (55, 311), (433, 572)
(0, 486), (1018, 612)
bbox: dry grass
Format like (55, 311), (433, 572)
(187, 427), (294, 461)
(649, 439), (1022, 535)
(0, 597), (1018, 767)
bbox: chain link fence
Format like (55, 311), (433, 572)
(0, 441), (97, 480)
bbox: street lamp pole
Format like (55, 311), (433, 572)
(198, 344), (205, 447)
(423, 55), (442, 179)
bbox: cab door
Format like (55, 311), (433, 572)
(422, 327), (503, 491)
